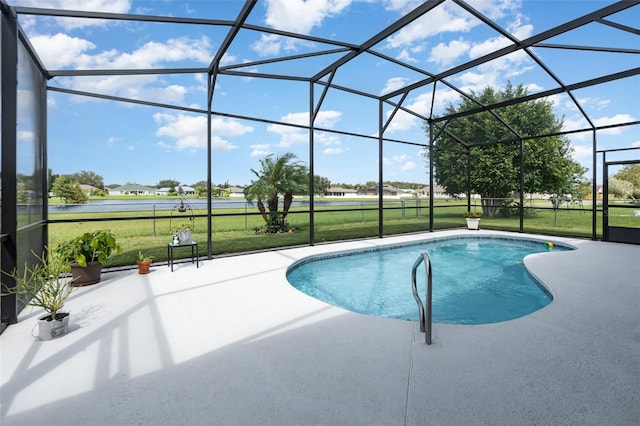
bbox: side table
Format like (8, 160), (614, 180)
(167, 241), (199, 272)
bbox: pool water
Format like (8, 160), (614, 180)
(286, 237), (570, 324)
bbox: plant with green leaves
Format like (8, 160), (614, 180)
(610, 164), (640, 205)
(244, 152), (309, 233)
(51, 175), (88, 204)
(137, 251), (153, 262)
(2, 249), (76, 321)
(56, 229), (122, 267)
(427, 82), (586, 217)
(172, 222), (193, 233)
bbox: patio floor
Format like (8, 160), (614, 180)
(1, 230), (639, 425)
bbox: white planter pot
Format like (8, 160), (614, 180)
(38, 312), (70, 340)
(466, 218), (480, 230)
(177, 229), (192, 243)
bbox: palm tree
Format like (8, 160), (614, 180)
(243, 153), (309, 232)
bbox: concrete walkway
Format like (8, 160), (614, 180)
(1, 230), (638, 425)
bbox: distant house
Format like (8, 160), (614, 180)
(227, 186), (245, 197)
(79, 184), (101, 196)
(357, 185), (405, 197)
(109, 184), (156, 195)
(155, 185), (196, 196)
(325, 187), (358, 197)
(176, 184), (195, 196)
(416, 185), (449, 199)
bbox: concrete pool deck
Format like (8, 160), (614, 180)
(1, 230), (638, 425)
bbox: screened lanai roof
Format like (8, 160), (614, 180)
(6, 0), (640, 185)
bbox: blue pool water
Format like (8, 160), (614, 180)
(286, 237), (571, 324)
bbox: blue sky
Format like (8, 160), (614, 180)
(11, 0), (640, 187)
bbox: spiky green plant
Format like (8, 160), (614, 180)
(2, 250), (75, 320)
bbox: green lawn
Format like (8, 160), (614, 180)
(42, 198), (639, 267)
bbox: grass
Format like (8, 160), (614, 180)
(41, 197), (639, 268)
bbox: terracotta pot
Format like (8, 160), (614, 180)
(137, 259), (152, 274)
(70, 261), (103, 286)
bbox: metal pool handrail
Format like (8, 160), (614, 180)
(411, 252), (432, 345)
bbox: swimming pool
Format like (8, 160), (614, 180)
(286, 236), (571, 324)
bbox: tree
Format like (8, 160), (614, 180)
(194, 183), (208, 197)
(427, 83), (585, 217)
(51, 176), (88, 204)
(611, 164), (640, 204)
(244, 153), (309, 233)
(157, 179), (180, 189)
(48, 169), (58, 192)
(71, 170), (104, 189)
(314, 175), (331, 194)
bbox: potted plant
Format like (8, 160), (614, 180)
(137, 251), (153, 274)
(464, 211), (481, 230)
(1, 249), (76, 340)
(172, 222), (193, 244)
(55, 229), (122, 286)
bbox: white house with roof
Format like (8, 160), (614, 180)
(227, 186), (245, 197)
(357, 185), (405, 197)
(109, 184), (156, 195)
(176, 184), (195, 195)
(417, 185), (450, 199)
(324, 187), (358, 197)
(79, 184), (102, 196)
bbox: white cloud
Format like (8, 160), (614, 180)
(253, 0), (352, 55)
(429, 38), (470, 67)
(468, 16), (532, 59)
(73, 36), (213, 69)
(386, 1), (529, 87)
(456, 49), (532, 93)
(393, 154), (411, 162)
(153, 113), (252, 152)
(34, 34), (213, 103)
(631, 140), (640, 147)
(384, 109), (418, 133)
(323, 147), (344, 155)
(593, 114), (636, 134)
(251, 34), (285, 57)
(383, 88), (463, 134)
(396, 48), (417, 63)
(315, 132), (342, 147)
(570, 143), (592, 164)
(468, 35), (511, 59)
(401, 161), (417, 170)
(525, 83), (543, 93)
(267, 110), (342, 147)
(250, 144), (272, 157)
(384, 0), (424, 14)
(467, 0), (521, 20)
(276, 132), (308, 148)
(563, 117), (590, 136)
(30, 33), (96, 69)
(264, 0), (352, 34)
(15, 0), (132, 29)
(17, 130), (35, 141)
(386, 3), (479, 49)
(383, 152), (419, 174)
(576, 96), (611, 111)
(564, 113), (636, 143)
(381, 77), (410, 95)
